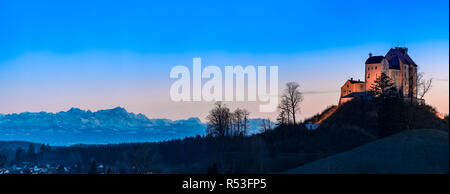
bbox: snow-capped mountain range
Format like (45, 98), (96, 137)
(0, 107), (271, 145)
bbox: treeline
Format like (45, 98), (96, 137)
(206, 102), (250, 137)
(11, 144), (51, 164)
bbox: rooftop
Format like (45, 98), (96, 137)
(385, 47), (417, 68)
(365, 56), (384, 64)
(348, 79), (364, 84)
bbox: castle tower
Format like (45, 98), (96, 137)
(364, 54), (388, 91)
(384, 47), (418, 97)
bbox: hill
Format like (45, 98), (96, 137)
(317, 97), (448, 139)
(0, 141), (41, 151)
(284, 129), (449, 174)
(304, 105), (338, 124)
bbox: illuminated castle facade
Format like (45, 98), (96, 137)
(339, 47), (418, 104)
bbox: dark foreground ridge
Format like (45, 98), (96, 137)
(285, 129), (449, 174)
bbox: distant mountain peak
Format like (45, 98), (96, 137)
(111, 106), (127, 112)
(68, 107), (82, 111)
(67, 107), (85, 114)
(186, 117), (201, 122)
(64, 107), (128, 115)
(94, 106), (131, 117)
(0, 107), (272, 145)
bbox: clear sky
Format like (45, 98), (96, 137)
(0, 0), (448, 121)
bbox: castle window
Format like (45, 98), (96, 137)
(368, 74), (370, 78)
(375, 66), (377, 70)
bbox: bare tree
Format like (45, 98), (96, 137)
(206, 102), (231, 137)
(276, 109), (287, 125)
(277, 96), (291, 124)
(241, 109), (250, 136)
(206, 102), (250, 137)
(419, 79), (432, 99)
(282, 82), (303, 124)
(231, 108), (250, 136)
(417, 72), (433, 99)
(231, 109), (241, 135)
(259, 118), (273, 133)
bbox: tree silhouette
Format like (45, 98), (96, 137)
(370, 72), (395, 97)
(0, 154), (8, 168)
(277, 97), (291, 124)
(206, 102), (231, 137)
(279, 82), (303, 124)
(39, 144), (51, 153)
(230, 108), (250, 136)
(89, 161), (98, 174)
(417, 72), (433, 99)
(15, 147), (25, 163)
(206, 102), (250, 137)
(27, 144), (36, 163)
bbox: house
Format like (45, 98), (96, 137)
(339, 78), (365, 104)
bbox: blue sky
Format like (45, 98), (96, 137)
(1, 0), (448, 58)
(0, 0), (448, 120)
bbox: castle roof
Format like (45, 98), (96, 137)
(365, 56), (384, 64)
(387, 56), (401, 70)
(385, 47), (417, 68)
(364, 47), (417, 69)
(348, 79), (364, 84)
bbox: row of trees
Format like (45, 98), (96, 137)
(14, 144), (51, 164)
(206, 81), (305, 137)
(206, 81), (305, 136)
(206, 102), (250, 137)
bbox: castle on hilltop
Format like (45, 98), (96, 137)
(339, 47), (418, 104)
